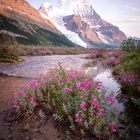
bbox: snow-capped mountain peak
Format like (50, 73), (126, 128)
(39, 0), (87, 47)
(39, 0), (127, 48)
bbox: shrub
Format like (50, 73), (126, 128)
(13, 67), (118, 138)
(115, 50), (140, 109)
(0, 33), (19, 62)
(121, 37), (140, 52)
(107, 51), (122, 58)
(105, 57), (120, 66)
(121, 38), (136, 52)
(0, 45), (19, 62)
(124, 52), (140, 73)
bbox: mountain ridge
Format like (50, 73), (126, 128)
(0, 0), (80, 47)
(39, 0), (127, 48)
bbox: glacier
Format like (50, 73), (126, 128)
(40, 2), (87, 47)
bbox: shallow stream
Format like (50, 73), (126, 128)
(0, 55), (123, 112)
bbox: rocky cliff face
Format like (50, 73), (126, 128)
(63, 15), (101, 43)
(73, 0), (127, 46)
(39, 0), (127, 48)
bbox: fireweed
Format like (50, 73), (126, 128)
(105, 57), (120, 66)
(119, 73), (140, 108)
(121, 73), (140, 95)
(13, 67), (118, 138)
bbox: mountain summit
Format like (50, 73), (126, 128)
(39, 0), (127, 48)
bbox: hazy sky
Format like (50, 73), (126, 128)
(27, 0), (140, 38)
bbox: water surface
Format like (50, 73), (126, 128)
(92, 63), (124, 113)
(0, 55), (123, 112)
(0, 54), (90, 78)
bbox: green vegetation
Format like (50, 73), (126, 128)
(124, 52), (140, 73)
(113, 38), (140, 108)
(121, 37), (140, 52)
(121, 38), (140, 74)
(0, 14), (81, 47)
(13, 67), (119, 139)
(89, 40), (116, 48)
(17, 45), (95, 56)
(0, 14), (85, 62)
(0, 33), (20, 63)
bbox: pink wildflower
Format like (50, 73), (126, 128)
(75, 113), (80, 119)
(92, 97), (100, 108)
(75, 113), (84, 123)
(30, 80), (38, 88)
(76, 82), (82, 88)
(12, 104), (20, 109)
(29, 96), (37, 107)
(80, 102), (87, 111)
(65, 75), (73, 83)
(50, 85), (55, 89)
(97, 108), (104, 117)
(80, 92), (88, 99)
(81, 80), (92, 89)
(37, 78), (46, 89)
(80, 95), (84, 99)
(110, 123), (117, 133)
(62, 87), (73, 93)
(95, 82), (102, 89)
(19, 90), (26, 96)
(123, 74), (135, 84)
(0, 99), (3, 103)
(107, 96), (115, 105)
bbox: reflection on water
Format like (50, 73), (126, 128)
(91, 64), (124, 113)
(95, 70), (120, 93)
(0, 55), (89, 78)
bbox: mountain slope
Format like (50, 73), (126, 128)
(0, 0), (80, 47)
(39, 3), (87, 47)
(39, 0), (127, 48)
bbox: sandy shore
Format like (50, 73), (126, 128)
(0, 76), (31, 111)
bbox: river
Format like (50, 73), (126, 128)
(0, 54), (123, 111)
(0, 54), (90, 78)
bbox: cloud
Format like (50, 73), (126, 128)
(111, 16), (140, 24)
(108, 15), (140, 37)
(126, 5), (140, 12)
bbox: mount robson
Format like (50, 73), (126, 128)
(0, 0), (127, 48)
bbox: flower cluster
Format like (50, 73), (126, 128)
(107, 96), (115, 105)
(105, 57), (120, 66)
(12, 76), (46, 115)
(110, 123), (117, 133)
(107, 51), (122, 58)
(13, 67), (118, 138)
(123, 74), (136, 84)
